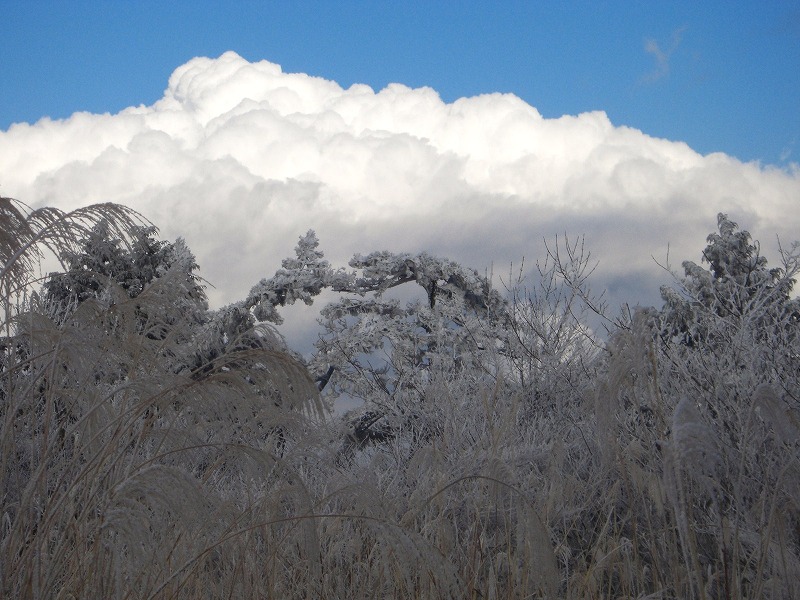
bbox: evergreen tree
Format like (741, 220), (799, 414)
(42, 220), (206, 320)
(660, 213), (799, 348)
(245, 231), (510, 446)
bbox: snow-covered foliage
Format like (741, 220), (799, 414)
(660, 212), (799, 347)
(2, 197), (799, 599)
(245, 230), (354, 323)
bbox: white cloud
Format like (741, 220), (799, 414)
(1, 51), (799, 346)
(642, 26), (687, 83)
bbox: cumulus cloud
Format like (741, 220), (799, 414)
(1, 51), (799, 347)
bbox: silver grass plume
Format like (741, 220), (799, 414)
(752, 383), (800, 446)
(671, 395), (722, 487)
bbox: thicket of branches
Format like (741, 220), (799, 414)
(2, 196), (798, 599)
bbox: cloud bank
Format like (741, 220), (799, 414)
(2, 51), (798, 336)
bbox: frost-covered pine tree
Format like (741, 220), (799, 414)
(660, 212), (799, 348)
(41, 220), (206, 322)
(243, 231), (511, 447)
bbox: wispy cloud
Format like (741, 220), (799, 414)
(642, 26), (688, 83)
(780, 137), (797, 163)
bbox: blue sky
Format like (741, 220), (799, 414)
(2, 0), (799, 165)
